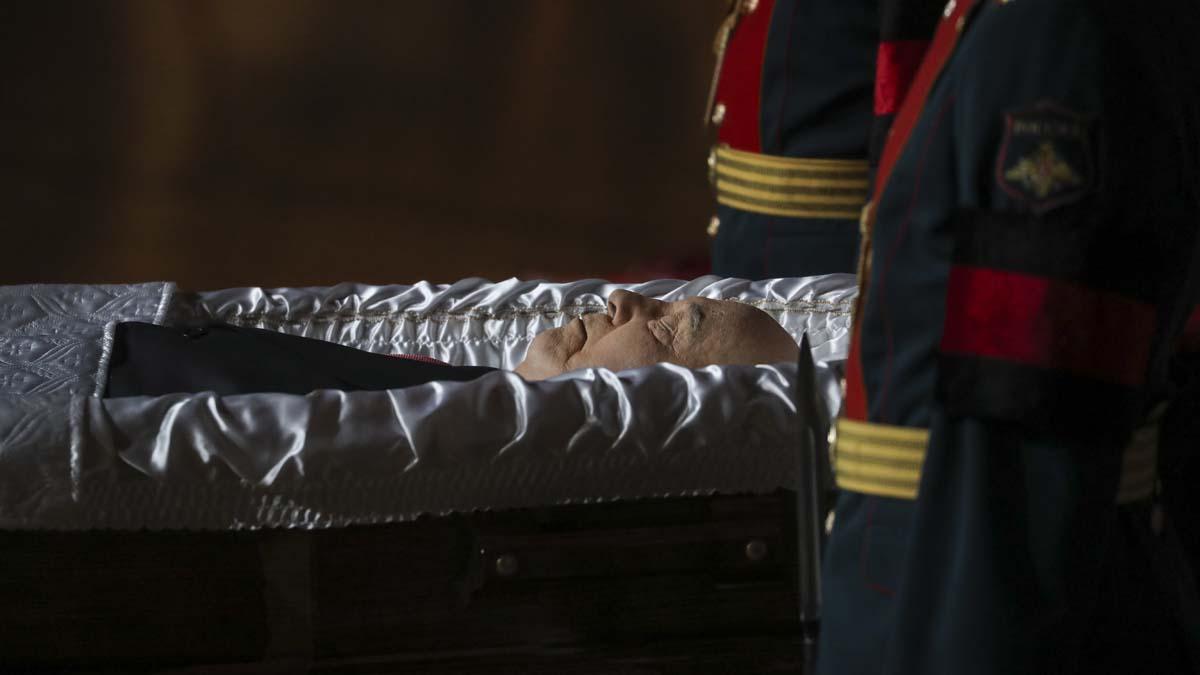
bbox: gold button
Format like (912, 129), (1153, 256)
(943, 0), (956, 18)
(742, 0), (759, 14)
(707, 215), (721, 237)
(495, 553), (519, 577)
(711, 102), (727, 126)
(858, 200), (873, 236)
(707, 146), (718, 185)
(955, 15), (965, 31)
(744, 539), (768, 562)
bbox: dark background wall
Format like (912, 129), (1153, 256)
(0, 1), (726, 289)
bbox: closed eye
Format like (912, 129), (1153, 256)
(686, 305), (704, 338)
(649, 319), (675, 345)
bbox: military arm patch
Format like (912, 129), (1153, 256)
(995, 101), (1094, 214)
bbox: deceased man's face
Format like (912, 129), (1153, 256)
(514, 290), (800, 380)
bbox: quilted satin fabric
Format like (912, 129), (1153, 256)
(0, 282), (173, 397)
(176, 274), (855, 368)
(0, 276), (854, 530)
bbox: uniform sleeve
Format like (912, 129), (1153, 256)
(886, 6), (1200, 674)
(932, 1), (1184, 435)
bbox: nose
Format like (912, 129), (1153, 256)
(607, 290), (662, 326)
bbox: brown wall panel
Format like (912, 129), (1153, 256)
(0, 1), (726, 288)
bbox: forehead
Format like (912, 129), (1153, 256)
(674, 296), (755, 316)
(667, 296), (717, 317)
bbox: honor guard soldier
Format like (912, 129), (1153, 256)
(705, 0), (878, 278)
(820, 0), (1200, 673)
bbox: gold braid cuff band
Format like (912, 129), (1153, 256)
(712, 145), (869, 220)
(833, 417), (1158, 504)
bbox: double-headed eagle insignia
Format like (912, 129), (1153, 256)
(996, 102), (1093, 213)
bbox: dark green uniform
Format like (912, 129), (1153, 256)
(821, 0), (1200, 672)
(706, 0), (877, 279)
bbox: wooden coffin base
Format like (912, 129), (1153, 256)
(0, 491), (808, 673)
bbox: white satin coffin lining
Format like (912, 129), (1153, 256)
(0, 276), (854, 529)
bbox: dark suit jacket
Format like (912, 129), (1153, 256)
(104, 322), (497, 398)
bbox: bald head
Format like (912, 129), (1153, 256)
(515, 290), (800, 379)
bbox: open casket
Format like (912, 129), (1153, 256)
(0, 275), (854, 673)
